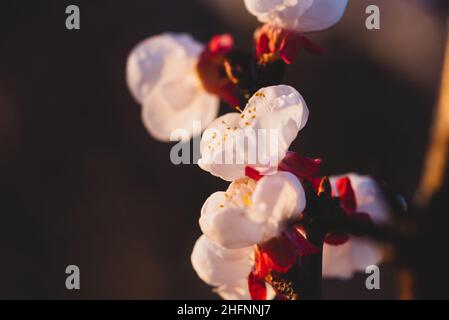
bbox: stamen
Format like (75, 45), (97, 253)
(242, 192), (252, 207)
(221, 119), (231, 130)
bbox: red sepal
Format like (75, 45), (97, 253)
(324, 232), (350, 245)
(245, 166), (264, 181)
(309, 176), (324, 194)
(336, 177), (357, 214)
(284, 226), (321, 256)
(253, 229), (320, 283)
(197, 34), (240, 107)
(255, 236), (298, 277)
(248, 272), (267, 300)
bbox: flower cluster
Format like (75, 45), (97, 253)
(192, 150), (390, 299)
(126, 1), (349, 141)
(126, 0), (396, 300)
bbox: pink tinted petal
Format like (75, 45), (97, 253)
(278, 37), (297, 64)
(256, 32), (271, 58)
(251, 171), (306, 227)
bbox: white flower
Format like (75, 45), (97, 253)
(322, 173), (391, 279)
(199, 172), (306, 249)
(126, 33), (219, 141)
(193, 172), (306, 300)
(244, 0), (349, 32)
(191, 235), (276, 300)
(198, 85), (309, 181)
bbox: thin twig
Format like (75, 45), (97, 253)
(415, 20), (449, 206)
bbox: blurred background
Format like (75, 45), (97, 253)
(0, 0), (448, 299)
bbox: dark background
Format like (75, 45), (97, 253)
(0, 0), (448, 299)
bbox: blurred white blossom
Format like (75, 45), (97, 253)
(126, 33), (219, 141)
(323, 173), (390, 279)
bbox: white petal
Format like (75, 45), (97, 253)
(322, 237), (383, 280)
(200, 179), (256, 220)
(127, 33), (202, 104)
(350, 238), (383, 272)
(200, 205), (263, 249)
(191, 235), (253, 287)
(199, 86), (308, 179)
(200, 179), (264, 249)
(244, 0), (314, 27)
(250, 171), (306, 241)
(322, 240), (354, 279)
(240, 85), (309, 166)
(216, 279), (251, 300)
(200, 191), (228, 217)
(330, 173), (390, 224)
(198, 113), (246, 181)
(244, 0), (288, 15)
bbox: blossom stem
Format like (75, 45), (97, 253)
(288, 230), (325, 300)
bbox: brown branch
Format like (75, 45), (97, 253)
(415, 20), (449, 206)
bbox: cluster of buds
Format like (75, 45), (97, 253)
(193, 147), (391, 299)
